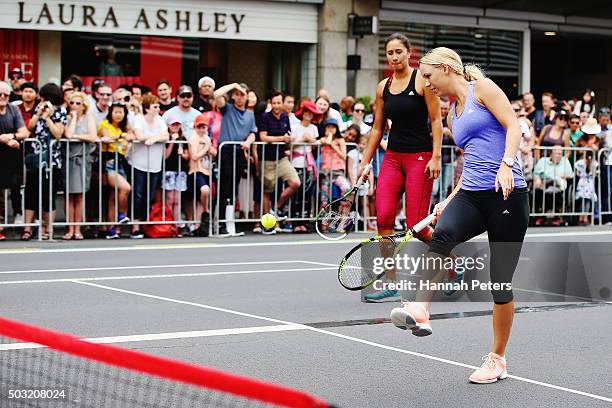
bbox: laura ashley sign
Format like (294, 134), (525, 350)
(17, 2), (245, 33)
(1, 0), (318, 43)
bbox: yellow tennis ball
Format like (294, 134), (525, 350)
(261, 213), (277, 229)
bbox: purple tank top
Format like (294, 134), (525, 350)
(452, 82), (527, 191)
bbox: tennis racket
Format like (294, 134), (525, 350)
(315, 163), (372, 241)
(338, 213), (436, 290)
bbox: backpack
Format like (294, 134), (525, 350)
(143, 202), (178, 238)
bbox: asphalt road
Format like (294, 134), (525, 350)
(0, 227), (611, 407)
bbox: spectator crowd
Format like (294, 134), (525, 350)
(1, 66), (611, 240)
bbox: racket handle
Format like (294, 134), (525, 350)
(411, 213), (436, 233)
(355, 163), (372, 188)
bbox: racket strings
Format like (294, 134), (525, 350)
(319, 201), (355, 231)
(339, 237), (398, 289)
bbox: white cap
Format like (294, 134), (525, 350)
(198, 76), (215, 89)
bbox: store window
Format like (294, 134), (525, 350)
(378, 22), (522, 98)
(61, 32), (186, 92)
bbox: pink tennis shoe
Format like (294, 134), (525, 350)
(469, 352), (508, 384)
(390, 302), (432, 337)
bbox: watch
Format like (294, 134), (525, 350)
(502, 157), (515, 167)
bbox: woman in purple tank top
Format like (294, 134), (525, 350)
(389, 47), (530, 385)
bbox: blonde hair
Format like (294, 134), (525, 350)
(420, 47), (485, 81)
(69, 91), (89, 113)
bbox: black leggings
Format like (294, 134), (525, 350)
(430, 187), (529, 304)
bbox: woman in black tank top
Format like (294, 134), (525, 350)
(359, 33), (443, 303)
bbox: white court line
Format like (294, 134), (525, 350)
(0, 260), (314, 276)
(72, 280), (612, 404)
(0, 325), (304, 351)
(1, 228), (610, 255)
(0, 267), (335, 285)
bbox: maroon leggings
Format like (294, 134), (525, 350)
(376, 150), (434, 240)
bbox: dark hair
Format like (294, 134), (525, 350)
(117, 84), (131, 92)
(569, 114), (580, 121)
(21, 82), (38, 93)
(283, 93), (295, 102)
(156, 79), (171, 89)
(65, 74), (83, 91)
(141, 85), (152, 95)
(142, 94), (160, 114)
(131, 83), (142, 92)
(344, 124), (361, 142)
(237, 82), (250, 93)
(330, 102), (341, 112)
(107, 103), (129, 132)
(39, 83), (63, 106)
(384, 33), (411, 51)
(91, 79), (104, 93)
(269, 90), (284, 101)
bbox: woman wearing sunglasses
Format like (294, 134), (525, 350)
(63, 92), (97, 240)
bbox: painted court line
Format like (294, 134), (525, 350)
(71, 280), (612, 404)
(1, 228), (609, 255)
(0, 324), (304, 351)
(0, 267), (335, 285)
(0, 260), (314, 276)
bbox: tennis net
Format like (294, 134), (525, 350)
(0, 316), (333, 407)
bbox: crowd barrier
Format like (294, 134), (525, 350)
(598, 147), (612, 225)
(1, 141), (610, 240)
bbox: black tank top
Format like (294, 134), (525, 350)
(383, 69), (432, 153)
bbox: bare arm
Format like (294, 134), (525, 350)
(420, 71), (443, 178)
(214, 83), (244, 110)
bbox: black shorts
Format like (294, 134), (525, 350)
(430, 187), (529, 304)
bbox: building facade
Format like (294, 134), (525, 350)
(1, 0), (319, 98)
(2, 0), (611, 105)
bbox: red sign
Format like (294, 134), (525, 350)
(1, 29), (39, 82)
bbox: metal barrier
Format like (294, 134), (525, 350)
(528, 146), (597, 224)
(1, 141), (606, 240)
(0, 138), (214, 240)
(214, 141), (361, 235)
(0, 138), (44, 239)
(598, 147), (612, 225)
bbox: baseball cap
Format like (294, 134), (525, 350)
(164, 113), (182, 126)
(9, 68), (23, 79)
(177, 85), (193, 97)
(194, 114), (211, 128)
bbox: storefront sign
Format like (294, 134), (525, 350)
(0, 0), (318, 43)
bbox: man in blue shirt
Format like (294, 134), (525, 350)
(214, 82), (257, 235)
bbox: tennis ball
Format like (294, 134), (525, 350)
(261, 213), (277, 229)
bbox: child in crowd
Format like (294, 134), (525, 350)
(187, 114), (212, 236)
(290, 100), (321, 232)
(318, 118), (349, 223)
(163, 114), (189, 235)
(575, 150), (598, 225)
(347, 134), (374, 230)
